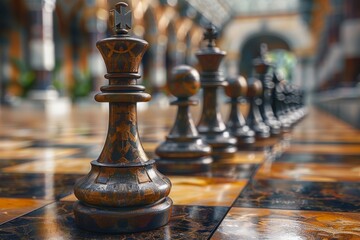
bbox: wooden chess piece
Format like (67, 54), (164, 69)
(246, 77), (271, 139)
(155, 65), (212, 174)
(73, 2), (172, 233)
(196, 24), (237, 159)
(225, 76), (255, 146)
(253, 44), (282, 135)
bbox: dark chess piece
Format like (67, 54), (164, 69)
(225, 76), (255, 146)
(253, 44), (282, 135)
(196, 24), (237, 159)
(297, 88), (308, 117)
(73, 2), (172, 233)
(271, 70), (292, 131)
(155, 65), (212, 174)
(246, 77), (271, 139)
(284, 84), (302, 124)
(290, 86), (306, 121)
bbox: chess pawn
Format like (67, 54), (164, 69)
(225, 76), (255, 146)
(246, 77), (271, 139)
(155, 65), (212, 174)
(196, 24), (237, 159)
(73, 2), (172, 233)
(253, 44), (282, 135)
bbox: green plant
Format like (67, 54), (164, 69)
(70, 69), (92, 101)
(10, 58), (67, 98)
(267, 50), (297, 82)
(52, 60), (65, 94)
(10, 58), (36, 97)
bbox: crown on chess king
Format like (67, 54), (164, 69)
(96, 2), (148, 75)
(196, 23), (226, 79)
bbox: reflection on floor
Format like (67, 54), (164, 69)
(0, 105), (359, 239)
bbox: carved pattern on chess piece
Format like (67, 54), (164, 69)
(155, 65), (212, 174)
(225, 76), (256, 146)
(73, 2), (172, 233)
(196, 24), (237, 159)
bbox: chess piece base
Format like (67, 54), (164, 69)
(264, 119), (282, 136)
(156, 156), (212, 174)
(237, 135), (256, 146)
(252, 123), (271, 139)
(255, 132), (271, 140)
(211, 144), (237, 160)
(279, 117), (292, 133)
(73, 198), (173, 233)
(231, 127), (256, 146)
(200, 132), (237, 160)
(270, 128), (281, 136)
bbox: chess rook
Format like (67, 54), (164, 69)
(225, 76), (255, 146)
(73, 2), (172, 233)
(155, 65), (212, 174)
(196, 24), (237, 159)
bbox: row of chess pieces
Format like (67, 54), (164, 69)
(154, 26), (307, 174)
(72, 2), (307, 233)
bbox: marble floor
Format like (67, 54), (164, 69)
(0, 105), (359, 239)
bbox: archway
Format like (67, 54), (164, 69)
(239, 33), (291, 78)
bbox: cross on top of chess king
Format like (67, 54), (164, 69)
(111, 2), (131, 34)
(73, 2), (173, 233)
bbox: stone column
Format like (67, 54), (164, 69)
(26, 0), (57, 100)
(0, 0), (12, 105)
(85, 3), (107, 93)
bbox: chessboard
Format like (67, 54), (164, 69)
(0, 104), (359, 239)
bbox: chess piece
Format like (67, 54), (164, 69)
(290, 86), (306, 121)
(155, 65), (212, 173)
(246, 77), (271, 139)
(298, 88), (308, 117)
(73, 2), (172, 233)
(225, 76), (255, 146)
(284, 84), (301, 124)
(196, 24), (237, 159)
(253, 44), (282, 135)
(271, 70), (291, 131)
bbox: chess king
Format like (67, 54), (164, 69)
(196, 24), (237, 159)
(73, 2), (172, 233)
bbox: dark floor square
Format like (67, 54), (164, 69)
(234, 179), (360, 212)
(276, 153), (360, 164)
(0, 201), (228, 240)
(0, 159), (35, 169)
(0, 173), (83, 200)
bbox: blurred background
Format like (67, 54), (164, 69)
(0, 0), (359, 127)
